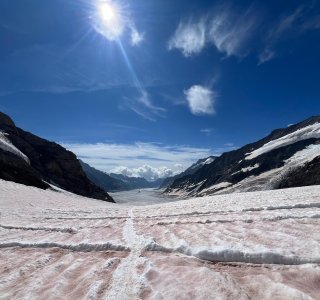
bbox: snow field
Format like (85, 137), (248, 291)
(0, 179), (319, 299)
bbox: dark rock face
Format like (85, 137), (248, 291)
(166, 116), (320, 196)
(0, 148), (49, 190)
(80, 160), (128, 192)
(277, 156), (320, 189)
(0, 113), (16, 128)
(0, 112), (114, 202)
(109, 173), (164, 190)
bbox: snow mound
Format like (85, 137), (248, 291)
(241, 163), (260, 173)
(0, 241), (130, 252)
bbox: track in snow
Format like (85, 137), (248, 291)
(0, 180), (320, 299)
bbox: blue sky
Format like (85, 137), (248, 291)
(0, 0), (320, 180)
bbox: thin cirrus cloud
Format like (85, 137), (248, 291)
(184, 85), (215, 116)
(259, 4), (320, 64)
(200, 128), (213, 136)
(168, 6), (257, 58)
(124, 90), (166, 122)
(62, 142), (216, 180)
(208, 8), (257, 58)
(169, 3), (320, 64)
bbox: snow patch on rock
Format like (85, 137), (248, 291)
(0, 131), (30, 163)
(246, 123), (320, 160)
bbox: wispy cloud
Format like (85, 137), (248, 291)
(200, 128), (213, 136)
(184, 85), (215, 115)
(130, 26), (145, 46)
(258, 48), (276, 65)
(168, 3), (320, 64)
(260, 4), (320, 64)
(208, 7), (257, 58)
(62, 142), (217, 180)
(168, 19), (207, 57)
(168, 5), (258, 58)
(137, 91), (166, 114)
(125, 90), (166, 122)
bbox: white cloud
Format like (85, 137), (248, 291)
(62, 142), (215, 180)
(184, 85), (215, 115)
(168, 7), (257, 58)
(110, 165), (174, 181)
(130, 27), (144, 46)
(168, 19), (207, 57)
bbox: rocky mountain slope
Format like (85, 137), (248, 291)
(80, 160), (129, 192)
(160, 156), (217, 189)
(109, 173), (163, 190)
(0, 112), (114, 202)
(80, 160), (164, 192)
(165, 116), (320, 197)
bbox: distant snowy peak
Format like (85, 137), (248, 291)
(166, 116), (320, 197)
(0, 131), (30, 164)
(189, 156), (217, 170)
(246, 122), (320, 160)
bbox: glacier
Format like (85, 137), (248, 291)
(0, 179), (319, 299)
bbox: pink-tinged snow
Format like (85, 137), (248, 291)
(0, 180), (320, 299)
(245, 122), (320, 160)
(0, 131), (30, 163)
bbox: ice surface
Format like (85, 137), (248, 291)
(0, 131), (30, 163)
(0, 179), (319, 299)
(246, 123), (320, 160)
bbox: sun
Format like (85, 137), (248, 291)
(93, 1), (125, 41)
(99, 3), (117, 23)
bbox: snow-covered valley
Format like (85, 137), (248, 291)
(110, 188), (179, 205)
(0, 179), (320, 299)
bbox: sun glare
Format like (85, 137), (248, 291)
(94, 1), (124, 41)
(99, 3), (116, 22)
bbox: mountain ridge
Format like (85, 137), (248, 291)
(165, 116), (320, 197)
(160, 156), (217, 189)
(80, 160), (164, 192)
(0, 112), (114, 202)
